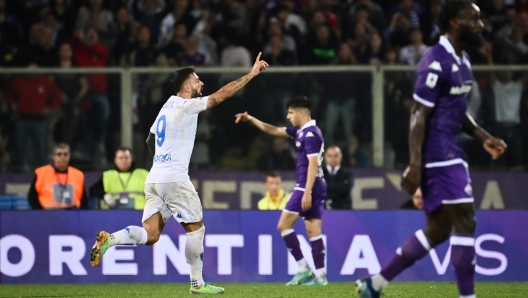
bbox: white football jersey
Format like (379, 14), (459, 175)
(145, 95), (208, 183)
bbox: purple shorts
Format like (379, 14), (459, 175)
(421, 162), (474, 213)
(283, 189), (326, 219)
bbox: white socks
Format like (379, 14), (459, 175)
(371, 274), (389, 292)
(186, 225), (205, 288)
(297, 259), (309, 272)
(315, 268), (326, 281)
(110, 226), (148, 246)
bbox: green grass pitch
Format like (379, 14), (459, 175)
(1, 282), (527, 297)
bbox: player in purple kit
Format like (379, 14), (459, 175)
(235, 96), (328, 286)
(356, 1), (506, 298)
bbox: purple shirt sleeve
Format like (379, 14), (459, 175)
(413, 59), (446, 108)
(285, 127), (298, 138)
(304, 132), (323, 156)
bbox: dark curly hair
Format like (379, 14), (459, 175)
(438, 0), (473, 34)
(170, 67), (195, 93)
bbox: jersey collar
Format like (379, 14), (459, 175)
(439, 35), (469, 66)
(300, 120), (316, 131)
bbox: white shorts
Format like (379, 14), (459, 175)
(142, 181), (203, 224)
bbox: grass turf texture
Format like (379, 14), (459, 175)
(0, 282), (527, 297)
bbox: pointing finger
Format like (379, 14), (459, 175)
(255, 52), (261, 63)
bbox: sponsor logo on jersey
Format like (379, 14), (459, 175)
(153, 153), (172, 163)
(450, 85), (472, 95)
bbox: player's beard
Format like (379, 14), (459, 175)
(191, 88), (201, 98)
(458, 25), (485, 49)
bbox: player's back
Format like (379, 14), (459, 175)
(413, 36), (472, 164)
(146, 95), (208, 183)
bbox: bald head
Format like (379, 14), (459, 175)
(324, 146), (342, 168)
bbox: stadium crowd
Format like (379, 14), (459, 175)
(0, 0), (527, 172)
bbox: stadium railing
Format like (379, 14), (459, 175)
(2, 65), (526, 168)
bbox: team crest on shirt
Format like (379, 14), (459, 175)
(464, 184), (473, 196)
(306, 132), (314, 137)
(296, 141), (301, 147)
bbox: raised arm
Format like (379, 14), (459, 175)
(206, 53), (269, 109)
(234, 111), (289, 137)
(401, 101), (433, 194)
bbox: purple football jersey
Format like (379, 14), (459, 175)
(413, 36), (473, 165)
(285, 120), (326, 195)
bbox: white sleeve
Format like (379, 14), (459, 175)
(183, 96), (209, 115)
(150, 121), (156, 134)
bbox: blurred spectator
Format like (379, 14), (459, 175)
(76, 0), (117, 47)
(324, 43), (357, 145)
(491, 69), (526, 168)
(122, 26), (169, 142)
(90, 147), (148, 210)
(384, 11), (411, 48)
(72, 26), (110, 162)
(263, 21), (297, 58)
(6, 63), (62, 172)
(420, 0), (442, 45)
(400, 187), (423, 210)
(391, 0), (424, 29)
(130, 0), (169, 46)
(495, 24), (528, 64)
(49, 0), (75, 35)
(164, 22), (187, 66)
(158, 0), (195, 47)
(323, 146), (353, 210)
(399, 27), (430, 65)
(41, 12), (68, 46)
(303, 24), (338, 65)
(271, 5), (305, 49)
(180, 34), (210, 66)
(120, 26), (164, 67)
(35, 26), (59, 67)
(348, 0), (386, 33)
(113, 7), (134, 65)
(357, 32), (383, 64)
(54, 43), (89, 146)
(0, 90), (10, 170)
(262, 35), (296, 65)
(486, 0), (512, 32)
(0, 4), (22, 48)
(258, 171), (291, 210)
(383, 48), (413, 167)
(28, 143), (87, 209)
(191, 110), (213, 169)
(192, 7), (220, 65)
(258, 137), (296, 171)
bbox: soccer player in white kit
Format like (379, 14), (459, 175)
(89, 54), (269, 294)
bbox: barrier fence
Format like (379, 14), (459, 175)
(2, 65), (527, 170)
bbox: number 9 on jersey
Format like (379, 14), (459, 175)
(156, 115), (167, 147)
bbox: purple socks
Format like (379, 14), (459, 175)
(281, 229), (304, 261)
(310, 236), (325, 270)
(450, 233), (476, 297)
(380, 230), (432, 281)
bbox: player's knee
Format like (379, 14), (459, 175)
(145, 233), (161, 245)
(453, 214), (476, 234)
